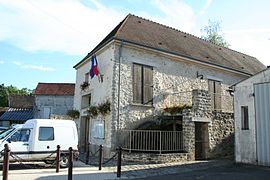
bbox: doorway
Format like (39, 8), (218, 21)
(80, 116), (90, 153)
(195, 122), (209, 160)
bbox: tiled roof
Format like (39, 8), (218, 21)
(34, 83), (75, 96)
(0, 108), (33, 121)
(9, 95), (34, 108)
(74, 14), (265, 75)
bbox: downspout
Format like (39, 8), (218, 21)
(117, 41), (124, 130)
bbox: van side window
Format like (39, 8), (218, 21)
(39, 127), (54, 141)
(10, 129), (31, 142)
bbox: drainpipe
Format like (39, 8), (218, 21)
(117, 41), (123, 130)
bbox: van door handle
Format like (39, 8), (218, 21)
(23, 143), (29, 146)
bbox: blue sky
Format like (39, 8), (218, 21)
(0, 0), (269, 89)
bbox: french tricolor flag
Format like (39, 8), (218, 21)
(90, 55), (99, 79)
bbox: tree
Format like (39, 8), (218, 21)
(0, 84), (33, 107)
(201, 20), (230, 48)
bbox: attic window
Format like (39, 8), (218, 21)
(183, 35), (187, 38)
(243, 56), (245, 59)
(206, 56), (209, 59)
(219, 48), (222, 50)
(138, 20), (141, 23)
(241, 67), (244, 69)
(158, 42), (162, 45)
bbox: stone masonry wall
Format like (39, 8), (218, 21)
(208, 112), (234, 159)
(182, 109), (195, 161)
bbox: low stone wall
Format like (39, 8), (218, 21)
(122, 152), (190, 164)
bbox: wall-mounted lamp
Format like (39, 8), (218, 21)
(227, 88), (234, 96)
(196, 71), (204, 79)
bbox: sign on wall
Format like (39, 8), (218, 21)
(92, 120), (105, 139)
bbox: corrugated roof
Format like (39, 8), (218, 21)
(34, 83), (75, 96)
(74, 14), (265, 75)
(0, 108), (33, 121)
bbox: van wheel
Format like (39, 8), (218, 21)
(60, 155), (69, 168)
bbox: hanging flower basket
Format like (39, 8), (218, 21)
(97, 100), (111, 116)
(66, 109), (80, 119)
(87, 106), (98, 118)
(80, 81), (89, 90)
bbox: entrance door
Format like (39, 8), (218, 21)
(254, 82), (270, 166)
(195, 122), (209, 160)
(80, 117), (90, 153)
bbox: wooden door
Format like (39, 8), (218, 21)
(195, 122), (209, 160)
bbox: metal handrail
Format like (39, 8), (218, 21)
(119, 130), (184, 154)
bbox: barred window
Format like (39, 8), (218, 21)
(133, 63), (153, 105)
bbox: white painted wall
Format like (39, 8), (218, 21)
(234, 68), (269, 164)
(73, 43), (115, 149)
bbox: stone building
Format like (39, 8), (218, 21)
(234, 67), (270, 166)
(34, 83), (75, 119)
(73, 14), (265, 161)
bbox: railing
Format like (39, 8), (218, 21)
(119, 130), (184, 154)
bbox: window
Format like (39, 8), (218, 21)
(133, 63), (153, 105)
(81, 94), (91, 109)
(39, 127), (54, 141)
(10, 129), (31, 142)
(208, 79), (221, 111)
(85, 72), (89, 83)
(241, 106), (249, 130)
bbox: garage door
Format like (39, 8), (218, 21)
(255, 82), (270, 166)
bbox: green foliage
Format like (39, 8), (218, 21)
(163, 104), (192, 114)
(97, 100), (111, 116)
(87, 100), (111, 118)
(87, 106), (98, 118)
(201, 20), (230, 48)
(66, 109), (80, 119)
(0, 84), (33, 107)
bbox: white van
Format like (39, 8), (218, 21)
(0, 119), (78, 167)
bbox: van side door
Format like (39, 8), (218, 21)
(31, 126), (56, 160)
(8, 128), (31, 160)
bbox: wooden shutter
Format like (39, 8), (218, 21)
(214, 81), (221, 111)
(133, 64), (142, 103)
(208, 80), (215, 110)
(143, 66), (153, 105)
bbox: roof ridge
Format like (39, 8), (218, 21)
(130, 14), (257, 59)
(37, 82), (75, 85)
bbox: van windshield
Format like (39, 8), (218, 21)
(0, 128), (15, 140)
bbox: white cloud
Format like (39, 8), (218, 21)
(12, 61), (55, 71)
(0, 0), (125, 55)
(149, 0), (196, 32)
(12, 61), (22, 66)
(199, 0), (213, 15)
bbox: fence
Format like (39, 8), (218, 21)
(119, 130), (184, 154)
(1, 144), (123, 180)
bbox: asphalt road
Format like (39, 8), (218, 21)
(137, 164), (270, 180)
